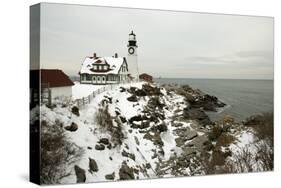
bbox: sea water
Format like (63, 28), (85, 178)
(156, 78), (273, 121)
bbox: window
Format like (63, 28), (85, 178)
(92, 76), (96, 81)
(102, 77), (105, 81)
(86, 74), (91, 80)
(93, 65), (97, 70)
(82, 74), (86, 80)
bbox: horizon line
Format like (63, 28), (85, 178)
(68, 75), (273, 81)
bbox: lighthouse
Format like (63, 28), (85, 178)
(127, 31), (139, 81)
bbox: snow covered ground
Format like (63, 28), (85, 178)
(72, 82), (104, 100)
(42, 81), (183, 183)
(38, 81), (272, 184)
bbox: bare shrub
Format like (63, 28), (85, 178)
(243, 112), (274, 171)
(231, 147), (254, 173)
(244, 112), (273, 141)
(200, 152), (220, 175)
(208, 125), (223, 141)
(201, 129), (235, 174)
(95, 105), (124, 146)
(216, 133), (235, 147)
(95, 105), (113, 130)
(202, 112), (274, 175)
(255, 140), (274, 171)
(40, 120), (83, 184)
(224, 140), (273, 173)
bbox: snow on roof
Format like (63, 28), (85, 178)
(80, 56), (126, 75)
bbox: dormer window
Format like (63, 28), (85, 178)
(93, 65), (97, 70)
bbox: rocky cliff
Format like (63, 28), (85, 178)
(37, 82), (273, 184)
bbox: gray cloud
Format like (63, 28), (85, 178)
(39, 3), (274, 80)
(235, 50), (273, 59)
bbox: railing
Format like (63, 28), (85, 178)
(74, 81), (138, 108)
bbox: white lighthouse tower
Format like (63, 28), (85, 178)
(127, 31), (139, 81)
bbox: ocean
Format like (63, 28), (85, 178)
(155, 78), (274, 122)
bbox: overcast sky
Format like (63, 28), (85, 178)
(39, 3), (274, 79)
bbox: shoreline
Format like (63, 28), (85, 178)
(158, 81), (273, 125)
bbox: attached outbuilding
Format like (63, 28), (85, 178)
(30, 69), (74, 105)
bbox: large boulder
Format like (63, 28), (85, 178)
(121, 150), (136, 161)
(129, 115), (143, 123)
(71, 106), (80, 116)
(142, 84), (162, 96)
(147, 97), (165, 110)
(74, 165), (86, 183)
(185, 130), (198, 140)
(183, 108), (212, 126)
(135, 89), (147, 96)
(64, 122), (78, 132)
(119, 87), (126, 92)
(127, 95), (138, 102)
(105, 172), (115, 180)
(119, 162), (135, 180)
(95, 144), (105, 150)
(130, 120), (150, 129)
(98, 138), (109, 145)
(157, 123), (168, 132)
(183, 147), (197, 156)
(187, 135), (211, 152)
(190, 94), (226, 111)
(119, 116), (127, 123)
(89, 158), (98, 172)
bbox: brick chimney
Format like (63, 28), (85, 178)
(93, 53), (97, 59)
(114, 53), (118, 58)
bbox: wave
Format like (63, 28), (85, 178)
(217, 104), (231, 114)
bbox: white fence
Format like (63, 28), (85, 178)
(74, 81), (138, 108)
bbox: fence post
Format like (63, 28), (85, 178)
(88, 95), (91, 103)
(48, 89), (52, 106)
(83, 97), (85, 106)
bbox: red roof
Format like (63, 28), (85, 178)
(139, 73), (153, 79)
(40, 69), (74, 88)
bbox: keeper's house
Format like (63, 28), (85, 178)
(79, 53), (129, 85)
